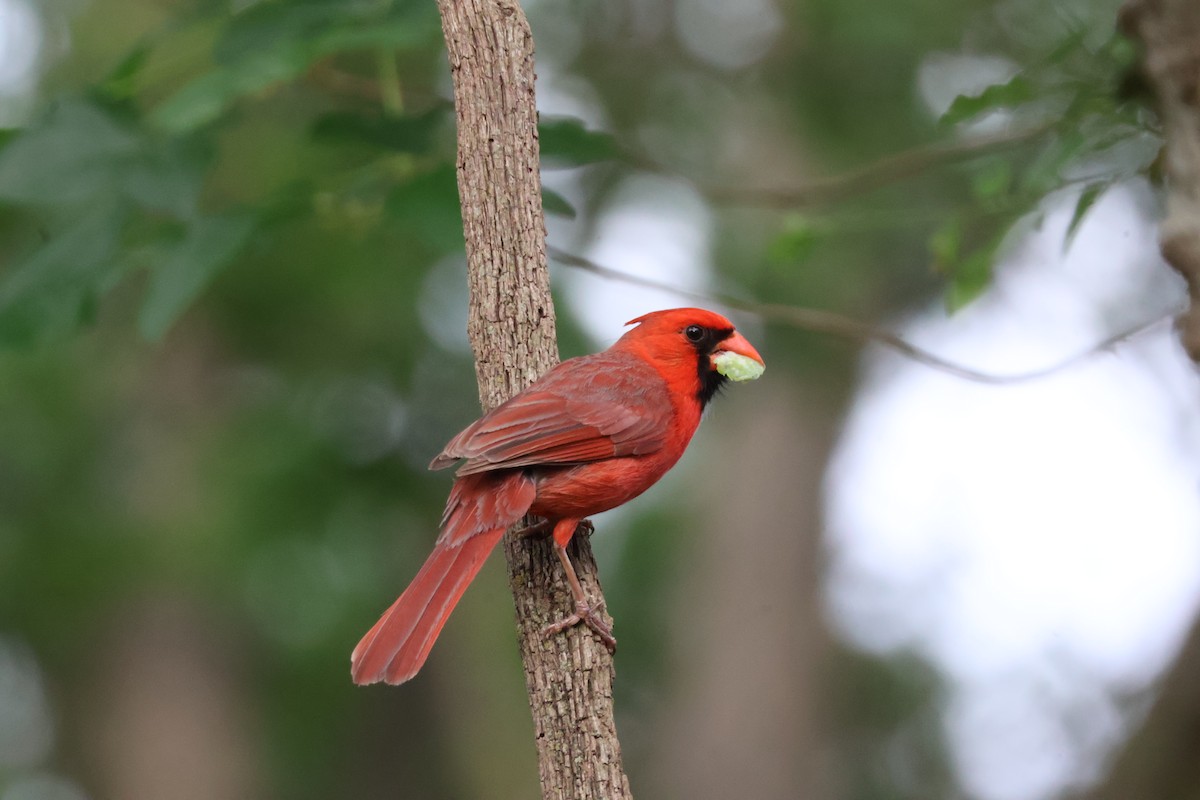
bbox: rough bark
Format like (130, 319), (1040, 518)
(1080, 2), (1200, 797)
(1121, 0), (1200, 358)
(433, 0), (632, 797)
(1084, 614), (1200, 800)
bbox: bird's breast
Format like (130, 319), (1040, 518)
(528, 450), (685, 520)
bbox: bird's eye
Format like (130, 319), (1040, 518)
(684, 325), (705, 343)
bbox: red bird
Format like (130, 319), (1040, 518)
(351, 308), (764, 685)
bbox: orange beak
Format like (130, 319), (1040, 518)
(711, 330), (765, 382)
(719, 330), (764, 365)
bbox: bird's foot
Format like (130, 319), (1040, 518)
(543, 599), (617, 654)
(512, 518), (552, 539)
(513, 518), (594, 541)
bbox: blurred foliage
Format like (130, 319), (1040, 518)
(0, 0), (1165, 798)
(930, 23), (1158, 308)
(761, 0), (1160, 312)
(0, 1), (626, 351)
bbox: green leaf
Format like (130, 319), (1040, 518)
(310, 107), (447, 153)
(541, 187), (576, 219)
(944, 229), (1012, 313)
(139, 212), (257, 340)
(0, 207), (127, 346)
(213, 0), (354, 64)
(767, 214), (819, 265)
(941, 75), (1034, 127)
(0, 101), (140, 207)
(1103, 32), (1138, 72)
(98, 43), (153, 101)
(1062, 182), (1107, 253)
(150, 53), (305, 133)
(1019, 130), (1087, 195)
(213, 0), (437, 64)
(969, 158), (1012, 206)
(928, 217), (962, 275)
(152, 0), (441, 134)
(945, 246), (994, 312)
(0, 99), (202, 217)
(538, 116), (620, 167)
(384, 166), (463, 251)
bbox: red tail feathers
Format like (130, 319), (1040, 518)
(352, 471), (537, 685)
(351, 527), (506, 685)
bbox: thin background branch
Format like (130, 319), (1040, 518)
(549, 247), (1177, 385)
(643, 125), (1054, 209)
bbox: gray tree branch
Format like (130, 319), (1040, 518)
(433, 0), (632, 797)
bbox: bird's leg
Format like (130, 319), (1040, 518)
(543, 534), (617, 654)
(511, 517), (552, 539)
(515, 517), (594, 540)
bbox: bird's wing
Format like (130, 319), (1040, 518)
(429, 351), (672, 475)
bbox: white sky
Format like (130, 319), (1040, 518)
(825, 183), (1200, 800)
(565, 173), (714, 344)
(535, 66), (724, 346)
(0, 0), (37, 87)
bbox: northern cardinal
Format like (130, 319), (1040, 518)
(351, 308), (764, 685)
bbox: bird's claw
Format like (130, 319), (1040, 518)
(514, 518), (594, 541)
(543, 599), (617, 654)
(512, 518), (552, 539)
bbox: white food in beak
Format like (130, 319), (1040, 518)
(712, 350), (765, 382)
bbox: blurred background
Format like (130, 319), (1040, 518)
(1, 0), (1197, 798)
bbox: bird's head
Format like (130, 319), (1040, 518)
(620, 308), (764, 407)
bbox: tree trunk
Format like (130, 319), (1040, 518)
(1083, 616), (1200, 800)
(1083, 2), (1200, 797)
(1121, 0), (1200, 358)
(433, 0), (633, 797)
